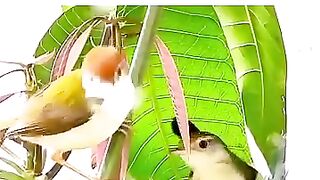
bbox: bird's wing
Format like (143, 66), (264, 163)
(7, 102), (91, 137)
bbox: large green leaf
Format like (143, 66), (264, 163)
(214, 6), (286, 174)
(121, 6), (252, 179)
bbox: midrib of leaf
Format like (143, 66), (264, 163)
(147, 66), (179, 179)
(244, 6), (265, 120)
(124, 7), (253, 179)
(128, 128), (158, 170)
(128, 67), (179, 178)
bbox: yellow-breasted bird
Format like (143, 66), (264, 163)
(0, 46), (136, 179)
(171, 118), (258, 180)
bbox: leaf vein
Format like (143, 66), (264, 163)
(128, 129), (159, 170)
(163, 7), (220, 27)
(151, 155), (169, 177)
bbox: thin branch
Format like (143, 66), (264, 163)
(0, 69), (25, 79)
(0, 91), (28, 104)
(0, 60), (26, 67)
(129, 6), (163, 86)
(45, 151), (72, 180)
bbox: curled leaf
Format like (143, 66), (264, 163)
(91, 139), (110, 170)
(50, 17), (101, 81)
(154, 36), (190, 156)
(34, 51), (56, 65)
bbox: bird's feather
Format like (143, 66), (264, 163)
(6, 102), (91, 137)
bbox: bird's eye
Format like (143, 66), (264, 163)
(117, 67), (122, 77)
(199, 140), (208, 149)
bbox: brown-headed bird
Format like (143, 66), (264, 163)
(171, 118), (258, 180)
(1, 46), (136, 179)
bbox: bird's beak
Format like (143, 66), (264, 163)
(172, 140), (186, 155)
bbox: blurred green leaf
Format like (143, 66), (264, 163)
(0, 170), (25, 180)
(61, 5), (73, 12)
(0, 157), (24, 175)
(214, 5), (286, 174)
(0, 157), (34, 180)
(98, 131), (125, 179)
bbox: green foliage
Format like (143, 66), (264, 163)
(0, 170), (25, 180)
(121, 6), (251, 179)
(31, 5), (286, 179)
(0, 157), (34, 180)
(33, 6), (112, 86)
(214, 6), (287, 173)
(61, 5), (73, 12)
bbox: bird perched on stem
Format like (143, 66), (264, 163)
(0, 46), (136, 180)
(171, 118), (258, 180)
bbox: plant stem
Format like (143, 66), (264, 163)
(129, 5), (163, 87)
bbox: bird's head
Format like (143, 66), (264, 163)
(171, 118), (230, 170)
(81, 46), (130, 99)
(82, 46), (128, 84)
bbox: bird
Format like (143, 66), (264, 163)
(171, 118), (258, 180)
(0, 46), (136, 180)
